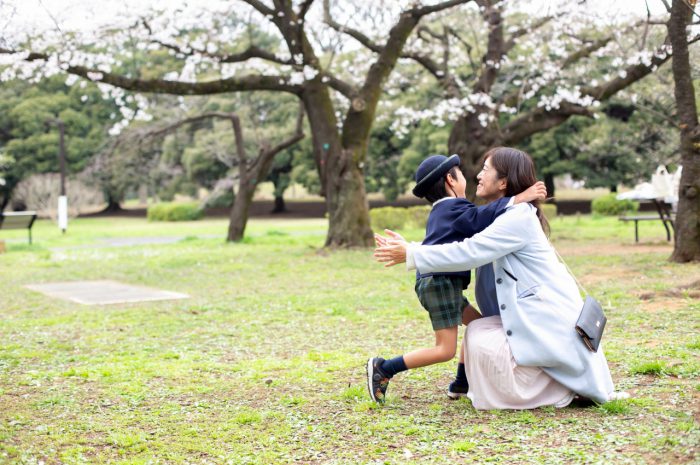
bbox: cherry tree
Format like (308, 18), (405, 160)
(667, 0), (699, 262)
(383, 0), (700, 199)
(0, 0), (470, 247)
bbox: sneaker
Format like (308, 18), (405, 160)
(447, 381), (469, 399)
(366, 357), (390, 403)
(569, 395), (596, 408)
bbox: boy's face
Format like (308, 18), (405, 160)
(446, 168), (467, 198)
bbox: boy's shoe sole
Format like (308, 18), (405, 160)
(447, 381), (469, 400)
(447, 390), (469, 400)
(366, 357), (389, 403)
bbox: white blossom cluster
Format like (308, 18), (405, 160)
(536, 87), (599, 111)
(382, 0), (676, 137)
(389, 91), (511, 137)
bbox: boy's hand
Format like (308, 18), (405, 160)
(462, 304), (482, 326)
(514, 181), (547, 204)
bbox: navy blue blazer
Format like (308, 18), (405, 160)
(418, 196), (511, 284)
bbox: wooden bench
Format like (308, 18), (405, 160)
(619, 200), (675, 243)
(0, 211), (38, 244)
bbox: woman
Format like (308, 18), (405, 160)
(375, 147), (621, 409)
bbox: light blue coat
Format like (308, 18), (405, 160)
(409, 203), (615, 403)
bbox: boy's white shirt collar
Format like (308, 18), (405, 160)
(407, 196), (516, 270)
(432, 196), (515, 207)
(431, 197), (452, 207)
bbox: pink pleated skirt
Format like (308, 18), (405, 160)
(464, 316), (574, 410)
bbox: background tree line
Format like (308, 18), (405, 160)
(0, 0), (697, 258)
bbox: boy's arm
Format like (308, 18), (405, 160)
(451, 181), (546, 237)
(451, 196), (511, 237)
(513, 181), (547, 204)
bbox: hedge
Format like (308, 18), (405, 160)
(370, 205), (431, 231)
(541, 203), (557, 220)
(147, 202), (204, 222)
(591, 194), (639, 216)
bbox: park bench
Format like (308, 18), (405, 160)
(618, 200), (675, 243)
(0, 211), (38, 244)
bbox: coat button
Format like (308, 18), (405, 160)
(496, 278), (503, 284)
(500, 304), (506, 310)
(506, 330), (512, 336)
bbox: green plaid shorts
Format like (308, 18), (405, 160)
(414, 275), (469, 331)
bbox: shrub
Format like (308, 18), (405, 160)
(202, 190), (234, 208)
(147, 202), (203, 221)
(591, 193), (639, 216)
(540, 203), (557, 220)
(406, 205), (431, 229)
(369, 206), (409, 231)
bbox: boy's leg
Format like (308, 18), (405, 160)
(448, 304), (481, 399)
(366, 327), (458, 403)
(448, 327), (469, 399)
(403, 326), (458, 369)
(367, 276), (462, 403)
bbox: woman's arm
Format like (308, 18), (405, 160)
(452, 181), (546, 237)
(375, 204), (533, 273)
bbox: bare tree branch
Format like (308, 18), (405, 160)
(252, 103), (305, 177)
(241, 0), (275, 17)
(321, 72), (358, 98)
(0, 48), (303, 95)
(323, 0), (382, 53)
(323, 0), (472, 62)
(298, 0), (315, 20)
(358, 0), (472, 99)
(560, 36), (613, 68)
(411, 0), (471, 16)
(152, 40), (294, 65)
(501, 102), (593, 144)
(503, 15), (557, 53)
(137, 111), (235, 140)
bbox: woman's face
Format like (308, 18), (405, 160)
(476, 157), (507, 201)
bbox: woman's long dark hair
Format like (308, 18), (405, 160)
(483, 147), (550, 236)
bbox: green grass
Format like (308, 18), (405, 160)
(0, 215), (698, 464)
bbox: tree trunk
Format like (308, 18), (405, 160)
(325, 147), (373, 247)
(271, 195), (286, 213)
(669, 0), (700, 262)
(102, 195), (123, 212)
(227, 184), (254, 242)
(302, 82), (374, 247)
(448, 114), (499, 201)
(544, 172), (556, 200)
(138, 184), (149, 205)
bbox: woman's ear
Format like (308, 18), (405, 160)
(497, 178), (507, 193)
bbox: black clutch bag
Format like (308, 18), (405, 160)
(575, 296), (607, 352)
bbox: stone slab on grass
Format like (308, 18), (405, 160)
(25, 280), (189, 305)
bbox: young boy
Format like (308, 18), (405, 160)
(367, 154), (545, 403)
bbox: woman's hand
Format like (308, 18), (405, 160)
(374, 229), (408, 267)
(374, 229), (406, 247)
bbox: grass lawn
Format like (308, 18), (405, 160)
(1, 215), (698, 464)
